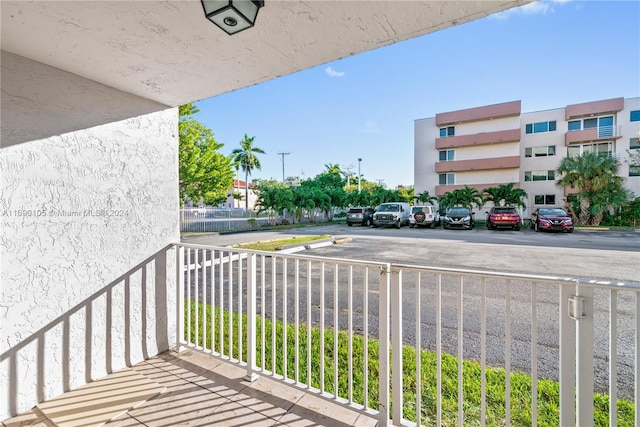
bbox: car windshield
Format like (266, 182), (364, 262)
(493, 208), (517, 214)
(540, 208), (567, 216)
(379, 204), (399, 212)
(448, 208), (469, 215)
(347, 208), (363, 213)
(412, 207), (423, 214)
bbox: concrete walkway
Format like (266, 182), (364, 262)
(3, 350), (377, 427)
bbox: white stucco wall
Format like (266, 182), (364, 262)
(0, 109), (179, 419)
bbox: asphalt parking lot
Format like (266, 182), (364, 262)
(183, 223), (640, 283)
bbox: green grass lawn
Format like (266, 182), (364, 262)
(186, 302), (634, 426)
(230, 235), (332, 251)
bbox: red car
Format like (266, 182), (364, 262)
(530, 208), (574, 233)
(486, 206), (521, 231)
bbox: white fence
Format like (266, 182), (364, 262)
(180, 208), (270, 232)
(175, 243), (640, 427)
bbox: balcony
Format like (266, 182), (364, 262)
(436, 100), (521, 126)
(435, 155), (520, 173)
(436, 128), (521, 149)
(3, 243), (639, 427)
(565, 125), (623, 145)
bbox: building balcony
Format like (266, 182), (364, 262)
(436, 128), (521, 149)
(565, 97), (625, 120)
(565, 125), (623, 145)
(435, 155), (520, 173)
(3, 242), (638, 427)
(436, 100), (521, 126)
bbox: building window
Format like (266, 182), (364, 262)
(439, 173), (454, 185)
(567, 115), (614, 133)
(439, 149), (455, 161)
(439, 126), (455, 137)
(568, 120), (581, 131)
(525, 145), (556, 158)
(630, 165), (640, 177)
(534, 195), (556, 205)
(568, 142), (614, 157)
(631, 110), (640, 122)
(525, 170), (555, 182)
(631, 138), (640, 149)
(525, 120), (557, 134)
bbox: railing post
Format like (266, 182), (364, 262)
(378, 264), (391, 427)
(245, 252), (258, 382)
(575, 283), (594, 427)
(559, 282), (576, 427)
(391, 268), (403, 425)
(176, 245), (184, 351)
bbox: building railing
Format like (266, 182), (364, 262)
(175, 243), (640, 427)
(596, 124), (623, 138)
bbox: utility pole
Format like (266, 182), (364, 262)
(358, 158), (362, 193)
(278, 152), (291, 183)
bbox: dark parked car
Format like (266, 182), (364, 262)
(530, 208), (574, 233)
(346, 207), (375, 227)
(486, 206), (521, 230)
(443, 206), (474, 230)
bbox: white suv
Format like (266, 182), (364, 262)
(409, 205), (440, 229)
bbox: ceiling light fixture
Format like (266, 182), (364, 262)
(201, 0), (265, 35)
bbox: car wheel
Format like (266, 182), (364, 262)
(347, 222), (353, 226)
(396, 220), (401, 229)
(514, 225), (520, 231)
(567, 229), (574, 233)
(410, 224), (414, 228)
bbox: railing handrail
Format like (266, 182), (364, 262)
(174, 242), (640, 290)
(175, 241), (640, 426)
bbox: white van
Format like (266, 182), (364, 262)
(372, 202), (411, 229)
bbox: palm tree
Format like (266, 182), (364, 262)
(231, 134), (266, 211)
(416, 190), (439, 205)
(440, 187), (484, 212)
(483, 183), (528, 208)
(556, 152), (627, 225)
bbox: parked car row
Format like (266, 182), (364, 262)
(346, 204), (574, 233)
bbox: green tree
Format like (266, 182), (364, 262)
(231, 134), (266, 211)
(254, 179), (290, 225)
(556, 152), (628, 225)
(178, 104), (234, 207)
(440, 187), (484, 212)
(415, 190), (439, 205)
(483, 183), (528, 208)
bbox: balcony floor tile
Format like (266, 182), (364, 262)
(3, 349), (377, 427)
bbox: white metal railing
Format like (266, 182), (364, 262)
(597, 124), (622, 138)
(175, 243), (640, 427)
(180, 208), (270, 232)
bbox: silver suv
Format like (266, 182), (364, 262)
(409, 205), (440, 228)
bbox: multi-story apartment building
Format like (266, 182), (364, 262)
(414, 97), (640, 216)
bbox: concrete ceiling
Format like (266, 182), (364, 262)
(1, 0), (531, 146)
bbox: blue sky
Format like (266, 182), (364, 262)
(194, 0), (640, 188)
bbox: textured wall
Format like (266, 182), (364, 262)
(0, 109), (179, 419)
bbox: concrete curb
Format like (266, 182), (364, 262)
(277, 236), (352, 253)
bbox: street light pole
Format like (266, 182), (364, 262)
(278, 152), (291, 183)
(358, 158), (362, 194)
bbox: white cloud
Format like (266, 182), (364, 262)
(490, 0), (570, 20)
(325, 66), (345, 77)
(361, 121), (381, 134)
